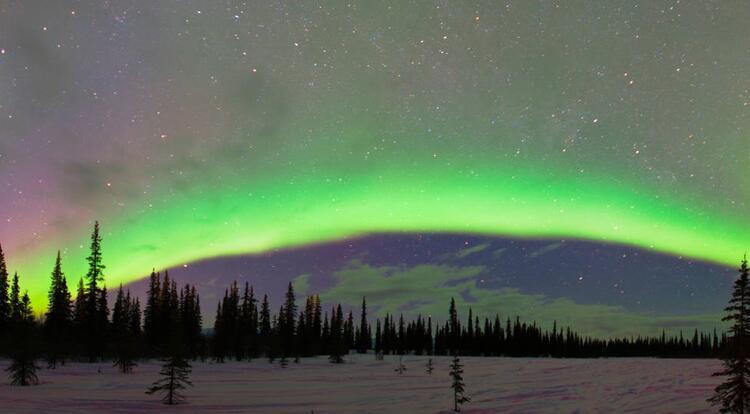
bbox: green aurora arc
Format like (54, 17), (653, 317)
(3, 1), (750, 311)
(13, 159), (750, 309)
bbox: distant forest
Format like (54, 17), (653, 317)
(0, 223), (730, 367)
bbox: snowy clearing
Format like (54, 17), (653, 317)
(0, 355), (722, 413)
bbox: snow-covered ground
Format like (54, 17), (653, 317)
(0, 355), (722, 413)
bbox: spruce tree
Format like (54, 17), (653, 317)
(329, 305), (345, 363)
(146, 349), (193, 405)
(148, 299), (192, 405)
(44, 252), (72, 368)
(143, 269), (160, 352)
(73, 278), (86, 352)
(96, 285), (110, 355)
(397, 314), (406, 355)
(450, 354), (470, 412)
(192, 290), (202, 357)
(0, 244), (9, 334)
(19, 292), (33, 325)
(295, 310), (305, 361)
(86, 222), (105, 290)
(356, 297), (370, 353)
(374, 319), (382, 355)
(9, 272), (20, 326)
(268, 313), (279, 363)
(112, 286), (137, 373)
(112, 286), (127, 341)
(83, 221), (106, 361)
(217, 283), (240, 360)
(181, 285), (202, 359)
(301, 297), (313, 356)
(449, 297), (459, 354)
(709, 256), (750, 413)
(427, 316), (434, 355)
(239, 283), (256, 359)
(6, 350), (39, 386)
(213, 302), (226, 362)
(259, 294), (271, 355)
(281, 282), (296, 358)
(344, 311), (355, 350)
(130, 297), (142, 347)
(7, 283), (39, 386)
(312, 295), (322, 355)
(321, 311), (330, 352)
(158, 272), (171, 349)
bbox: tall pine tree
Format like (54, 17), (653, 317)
(329, 305), (345, 363)
(143, 269), (161, 352)
(709, 256), (750, 413)
(6, 275), (39, 387)
(356, 297), (370, 354)
(9, 272), (21, 327)
(181, 284), (202, 359)
(280, 282), (296, 358)
(258, 294), (271, 356)
(73, 277), (86, 355)
(83, 222), (107, 361)
(0, 244), (9, 336)
(44, 252), (72, 368)
(239, 283), (256, 359)
(112, 285), (138, 373)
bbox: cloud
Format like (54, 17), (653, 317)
(527, 241), (566, 260)
(454, 243), (490, 259)
(492, 248), (507, 259)
(293, 273), (311, 297)
(315, 260), (724, 337)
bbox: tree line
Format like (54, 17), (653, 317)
(0, 223), (732, 369)
(5, 222), (750, 412)
(211, 283), (727, 361)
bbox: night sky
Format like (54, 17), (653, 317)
(1, 1), (748, 333)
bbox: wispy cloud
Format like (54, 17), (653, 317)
(314, 260), (724, 338)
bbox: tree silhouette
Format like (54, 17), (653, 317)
(181, 284), (202, 359)
(97, 285), (110, 354)
(6, 349), (39, 386)
(0, 244), (9, 345)
(280, 282), (297, 358)
(7, 277), (39, 386)
(0, 246), (734, 369)
(328, 305), (345, 363)
(112, 285), (138, 373)
(143, 269), (161, 352)
(9, 272), (20, 326)
(44, 251), (72, 368)
(450, 354), (470, 412)
(82, 222), (107, 361)
(258, 294), (272, 357)
(72, 278), (85, 353)
(709, 256), (750, 413)
(147, 347), (193, 405)
(449, 297), (459, 354)
(356, 297), (370, 354)
(239, 282), (257, 360)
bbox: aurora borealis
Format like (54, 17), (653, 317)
(1, 1), (749, 327)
